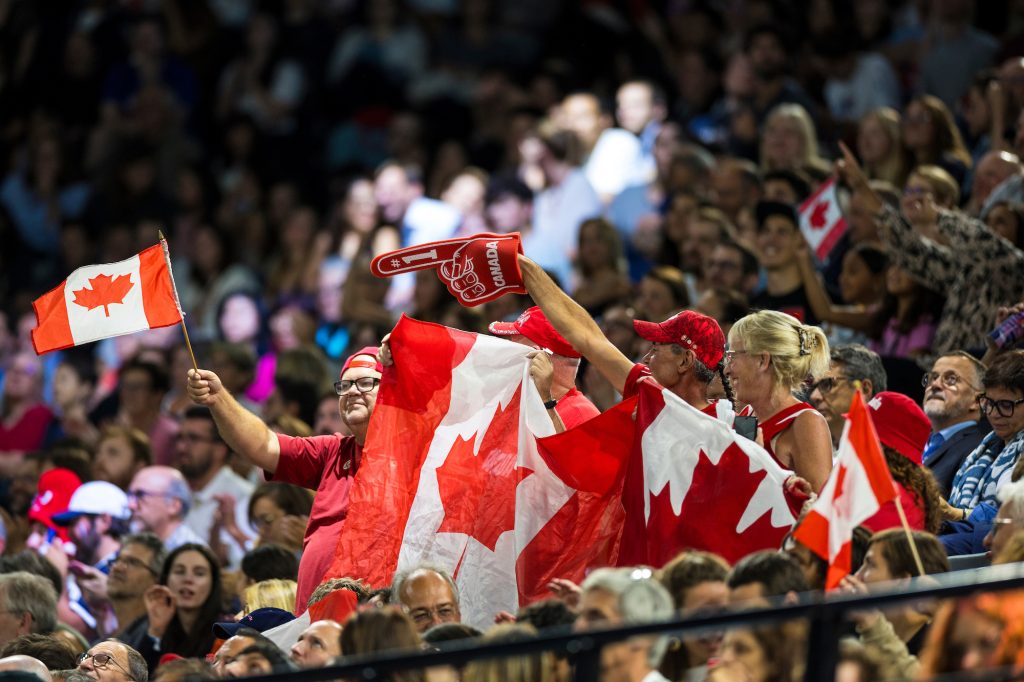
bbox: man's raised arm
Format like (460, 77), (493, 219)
(518, 255), (633, 393)
(186, 368), (281, 474)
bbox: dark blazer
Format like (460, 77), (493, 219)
(926, 421), (990, 498)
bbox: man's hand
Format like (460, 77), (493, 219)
(528, 351), (554, 401)
(269, 514), (308, 552)
(187, 369), (225, 407)
(379, 333), (393, 367)
(74, 563), (110, 606)
(546, 578), (582, 608)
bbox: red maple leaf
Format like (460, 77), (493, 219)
(808, 200), (830, 230)
(72, 273), (134, 317)
(435, 386), (530, 551)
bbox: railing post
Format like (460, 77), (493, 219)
(571, 636), (601, 681)
(803, 605), (842, 682)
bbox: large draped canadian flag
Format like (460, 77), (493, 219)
(328, 317), (805, 625)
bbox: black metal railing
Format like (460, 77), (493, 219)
(232, 562), (1024, 682)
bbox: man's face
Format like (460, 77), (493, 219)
(0, 588), (29, 647)
(485, 195), (531, 233)
(972, 154), (1017, 206)
(728, 582), (770, 609)
(711, 169), (747, 217)
(92, 435), (141, 491)
(78, 642), (134, 682)
(747, 33), (786, 79)
(337, 362), (381, 431)
(108, 543), (158, 600)
(315, 395), (347, 436)
(374, 167), (413, 224)
(706, 244), (746, 291)
(755, 215), (799, 270)
(681, 220), (721, 273)
(70, 515), (103, 560)
(223, 651), (273, 678)
(399, 572), (461, 633)
(290, 620), (343, 668)
(810, 362), (858, 445)
(127, 469), (177, 532)
(616, 83), (656, 134)
(922, 356), (981, 427)
(175, 417), (223, 481)
(846, 191), (881, 244)
(118, 368), (158, 418)
(212, 635), (258, 677)
(561, 94), (605, 150)
(576, 587), (636, 682)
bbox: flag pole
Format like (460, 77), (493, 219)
(893, 495), (927, 577)
(157, 230), (199, 373)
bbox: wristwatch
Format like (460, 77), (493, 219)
(543, 397), (559, 410)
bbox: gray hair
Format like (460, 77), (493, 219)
(998, 479), (1024, 518)
(164, 476), (193, 519)
(119, 532), (167, 575)
(831, 344), (887, 395)
(580, 567), (674, 666)
(0, 572), (57, 634)
(391, 564), (460, 607)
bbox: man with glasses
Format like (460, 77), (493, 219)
(921, 351), (990, 497)
(176, 406), (254, 568)
(77, 639), (148, 682)
(126, 466), (203, 551)
(186, 346), (382, 611)
(809, 345), (887, 448)
(392, 564), (461, 634)
(942, 350), (1024, 555)
(705, 240), (760, 297)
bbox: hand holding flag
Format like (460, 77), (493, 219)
(370, 233), (526, 307)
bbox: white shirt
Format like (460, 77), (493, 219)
(585, 127), (649, 199)
(184, 466), (256, 567)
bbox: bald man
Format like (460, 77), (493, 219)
(970, 150), (1022, 215)
(126, 466), (203, 551)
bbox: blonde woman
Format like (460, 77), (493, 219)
(724, 311), (833, 491)
(241, 578), (297, 616)
(759, 104), (829, 175)
(857, 108), (909, 187)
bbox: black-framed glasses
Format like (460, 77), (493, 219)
(811, 376), (849, 394)
(78, 651), (135, 680)
(922, 371), (976, 390)
(979, 394), (1024, 418)
(334, 377), (380, 396)
(126, 489), (173, 503)
(111, 554), (157, 575)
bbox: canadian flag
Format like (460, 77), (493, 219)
(799, 177), (848, 261)
(793, 391), (897, 589)
(327, 316), (626, 626)
(617, 380), (803, 566)
(32, 242), (183, 355)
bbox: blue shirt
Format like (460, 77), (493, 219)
(923, 420), (977, 463)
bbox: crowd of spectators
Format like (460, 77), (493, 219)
(3, 0), (1024, 680)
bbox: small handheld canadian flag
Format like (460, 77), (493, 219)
(31, 238), (184, 355)
(799, 177), (848, 261)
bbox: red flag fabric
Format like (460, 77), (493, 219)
(370, 233), (526, 306)
(32, 241), (183, 354)
(799, 177), (848, 261)
(327, 316), (624, 625)
(614, 380), (804, 566)
(793, 391), (898, 589)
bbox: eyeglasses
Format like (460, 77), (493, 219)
(334, 377), (380, 396)
(126, 489), (173, 503)
(175, 432), (216, 444)
(921, 371), (976, 390)
(78, 651), (135, 680)
(979, 394), (1024, 418)
(111, 554), (157, 574)
(407, 604), (458, 626)
(811, 376), (849, 394)
(723, 350), (750, 363)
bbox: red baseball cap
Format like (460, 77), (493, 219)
(489, 307), (581, 358)
(633, 310), (726, 369)
(340, 346), (383, 379)
(28, 468), (82, 544)
(865, 391), (931, 465)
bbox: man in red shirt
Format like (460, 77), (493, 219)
(186, 347), (382, 611)
(516, 255), (731, 420)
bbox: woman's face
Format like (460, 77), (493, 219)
(950, 607), (1003, 671)
(167, 550), (214, 612)
(578, 223), (612, 269)
(885, 264), (915, 297)
(762, 116), (805, 168)
(838, 251), (882, 305)
(962, 87), (992, 138)
(902, 102), (934, 150)
(193, 228), (223, 275)
(857, 115), (892, 165)
(986, 204), (1021, 245)
(219, 295), (261, 344)
(344, 179), (378, 233)
(716, 629), (771, 682)
(250, 496), (286, 545)
(635, 277), (679, 322)
(982, 385), (1024, 442)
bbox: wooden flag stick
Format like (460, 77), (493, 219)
(157, 230), (199, 373)
(893, 492), (927, 577)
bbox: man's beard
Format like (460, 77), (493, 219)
(73, 524), (102, 566)
(178, 455), (213, 481)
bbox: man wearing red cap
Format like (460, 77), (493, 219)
(186, 346), (383, 611)
(514, 255), (732, 420)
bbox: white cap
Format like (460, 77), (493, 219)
(51, 481), (130, 525)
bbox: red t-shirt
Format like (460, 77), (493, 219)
(0, 403), (53, 451)
(554, 387), (600, 429)
(270, 433), (361, 612)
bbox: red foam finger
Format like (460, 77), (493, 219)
(436, 233), (526, 307)
(370, 238), (473, 277)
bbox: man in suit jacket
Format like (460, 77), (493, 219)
(922, 351), (991, 498)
